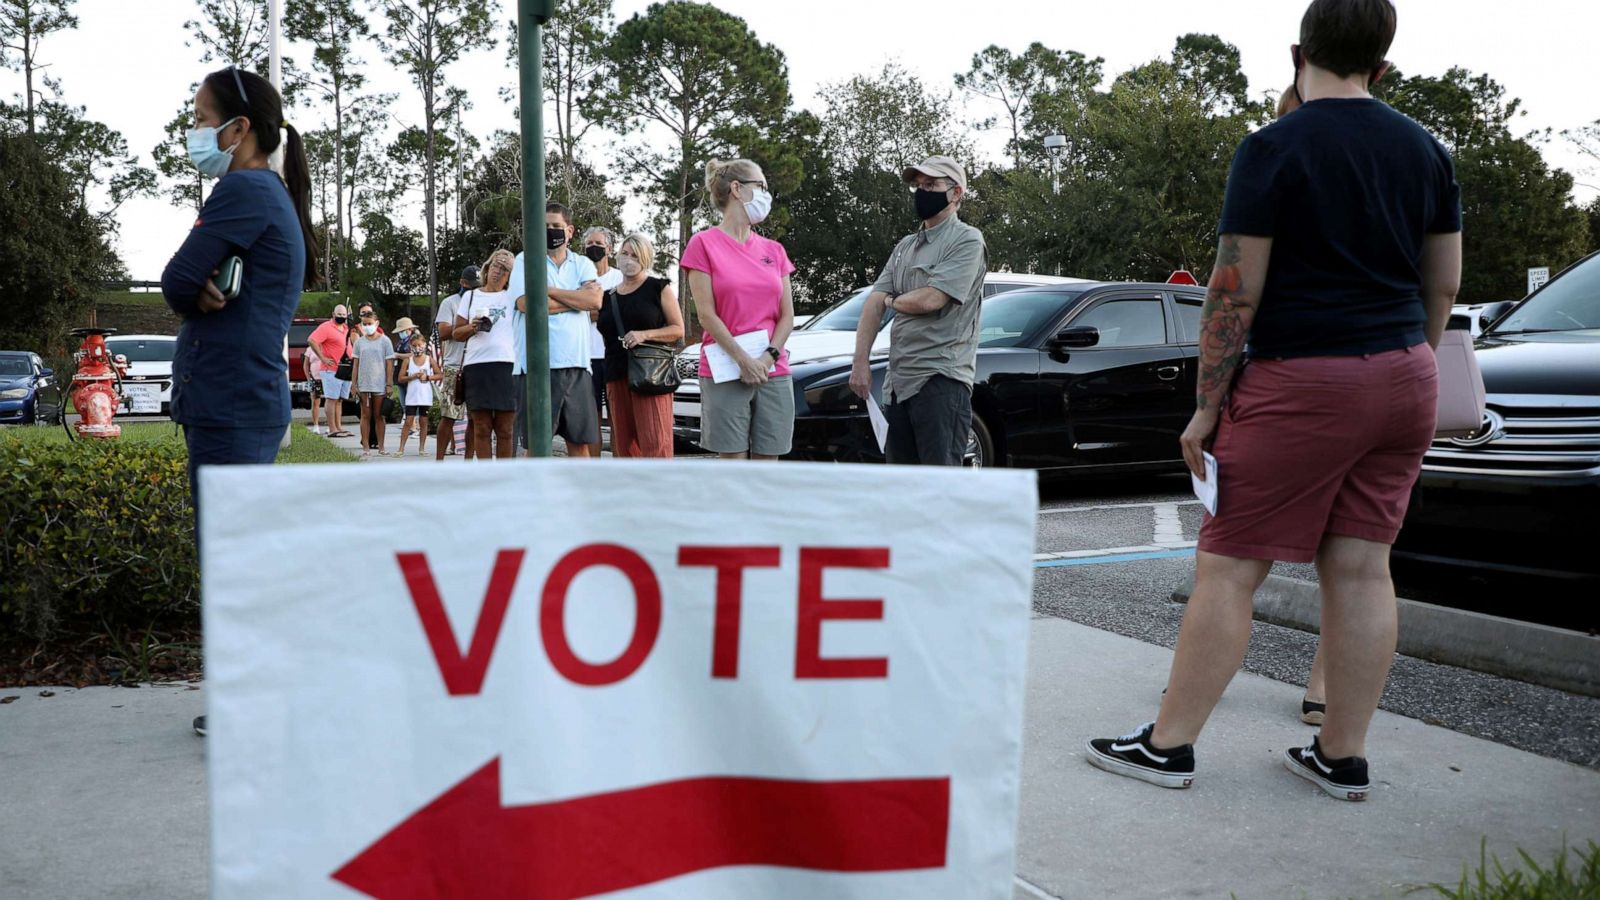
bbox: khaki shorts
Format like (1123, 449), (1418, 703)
(699, 376), (794, 456)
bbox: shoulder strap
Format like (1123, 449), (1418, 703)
(608, 284), (626, 340)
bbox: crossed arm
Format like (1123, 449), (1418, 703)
(516, 281), (602, 314)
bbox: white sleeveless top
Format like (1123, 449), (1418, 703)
(403, 356), (435, 406)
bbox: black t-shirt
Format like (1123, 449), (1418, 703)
(599, 277), (670, 376)
(1219, 98), (1462, 358)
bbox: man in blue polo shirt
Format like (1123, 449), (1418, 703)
(512, 201), (602, 457)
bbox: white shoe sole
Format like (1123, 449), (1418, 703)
(1085, 742), (1194, 789)
(1283, 750), (1368, 801)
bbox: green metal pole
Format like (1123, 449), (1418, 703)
(518, 0), (554, 456)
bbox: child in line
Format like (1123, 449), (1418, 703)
(349, 310), (395, 458)
(398, 332), (441, 456)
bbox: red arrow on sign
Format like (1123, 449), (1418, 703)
(333, 758), (950, 899)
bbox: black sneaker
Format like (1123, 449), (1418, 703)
(1301, 697), (1326, 726)
(192, 715), (207, 737)
(1284, 735), (1369, 801)
(1086, 722), (1195, 789)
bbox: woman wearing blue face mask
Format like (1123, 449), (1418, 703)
(159, 67), (318, 739)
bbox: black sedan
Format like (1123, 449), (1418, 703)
(788, 282), (1208, 470)
(1393, 249), (1600, 581)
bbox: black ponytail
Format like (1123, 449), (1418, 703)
(202, 66), (322, 289)
(280, 123), (320, 289)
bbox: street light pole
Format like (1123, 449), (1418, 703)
(518, 0), (555, 457)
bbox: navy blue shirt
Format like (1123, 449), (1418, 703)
(161, 169), (305, 427)
(1218, 98), (1462, 359)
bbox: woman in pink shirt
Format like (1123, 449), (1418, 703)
(680, 158), (796, 460)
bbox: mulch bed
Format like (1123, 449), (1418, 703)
(0, 629), (203, 688)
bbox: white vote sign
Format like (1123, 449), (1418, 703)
(202, 460), (1036, 900)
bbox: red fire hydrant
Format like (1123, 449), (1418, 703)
(69, 327), (127, 439)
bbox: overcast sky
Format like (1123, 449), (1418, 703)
(6, 0), (1597, 279)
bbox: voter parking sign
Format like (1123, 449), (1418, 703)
(202, 460), (1037, 899)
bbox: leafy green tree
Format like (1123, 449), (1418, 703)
(460, 130), (624, 253)
(0, 0), (77, 136)
(4, 99), (155, 229)
(284, 0), (371, 291)
(183, 0), (270, 70)
(346, 210), (427, 312)
(782, 64), (973, 304)
(151, 102), (205, 214)
(0, 130), (118, 353)
(956, 42), (1102, 169)
(1384, 68), (1588, 301)
(373, 0), (494, 317)
(597, 1), (791, 299)
(1453, 135), (1588, 302)
(501, 0), (613, 209)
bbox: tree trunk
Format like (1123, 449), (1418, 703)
(22, 8), (35, 136)
(424, 85), (439, 321)
(331, 17), (345, 292)
(678, 141), (695, 339)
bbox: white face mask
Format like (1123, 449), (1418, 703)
(361, 324), (377, 336)
(742, 186), (772, 225)
(619, 257), (642, 277)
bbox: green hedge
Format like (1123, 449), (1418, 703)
(0, 436), (197, 641)
(1, 424), (353, 643)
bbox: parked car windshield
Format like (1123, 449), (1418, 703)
(800, 288), (883, 332)
(105, 339), (176, 362)
(979, 290), (1083, 347)
(1494, 255), (1600, 334)
(289, 322), (317, 345)
(0, 357), (32, 376)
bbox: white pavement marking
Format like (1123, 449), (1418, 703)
(1033, 541), (1198, 562)
(1038, 499), (1202, 515)
(1152, 502), (1187, 547)
(1014, 875), (1064, 899)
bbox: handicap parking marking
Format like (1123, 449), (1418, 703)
(1032, 545), (1196, 568)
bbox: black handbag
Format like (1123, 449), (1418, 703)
(334, 346), (353, 381)
(608, 288), (680, 396)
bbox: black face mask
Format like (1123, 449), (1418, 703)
(547, 227), (568, 251)
(583, 245), (607, 263)
(333, 316), (347, 325)
(914, 187), (952, 221)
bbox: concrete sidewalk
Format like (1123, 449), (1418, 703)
(1, 621), (1595, 899)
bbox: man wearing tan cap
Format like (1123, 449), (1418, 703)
(848, 155), (988, 465)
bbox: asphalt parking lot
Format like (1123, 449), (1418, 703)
(1029, 473), (1600, 769)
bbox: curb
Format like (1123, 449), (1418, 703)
(1171, 574), (1600, 698)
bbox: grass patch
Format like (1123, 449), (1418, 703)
(3, 421), (354, 464)
(1429, 839), (1600, 899)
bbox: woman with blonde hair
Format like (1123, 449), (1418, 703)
(598, 233), (684, 457)
(451, 248), (518, 459)
(679, 158), (797, 460)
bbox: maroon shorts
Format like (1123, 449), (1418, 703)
(1197, 344), (1438, 563)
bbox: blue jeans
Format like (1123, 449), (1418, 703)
(185, 425), (284, 553)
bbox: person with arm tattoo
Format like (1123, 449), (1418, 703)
(1088, 0), (1461, 803)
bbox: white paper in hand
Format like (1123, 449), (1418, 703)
(866, 393), (889, 452)
(1191, 451), (1218, 516)
(705, 330), (771, 384)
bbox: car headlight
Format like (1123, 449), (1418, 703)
(0, 388), (30, 400)
(803, 382), (864, 414)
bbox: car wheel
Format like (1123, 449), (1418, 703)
(965, 415), (996, 468)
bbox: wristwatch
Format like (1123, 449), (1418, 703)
(765, 346), (781, 362)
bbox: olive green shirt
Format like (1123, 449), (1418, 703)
(871, 213), (988, 401)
